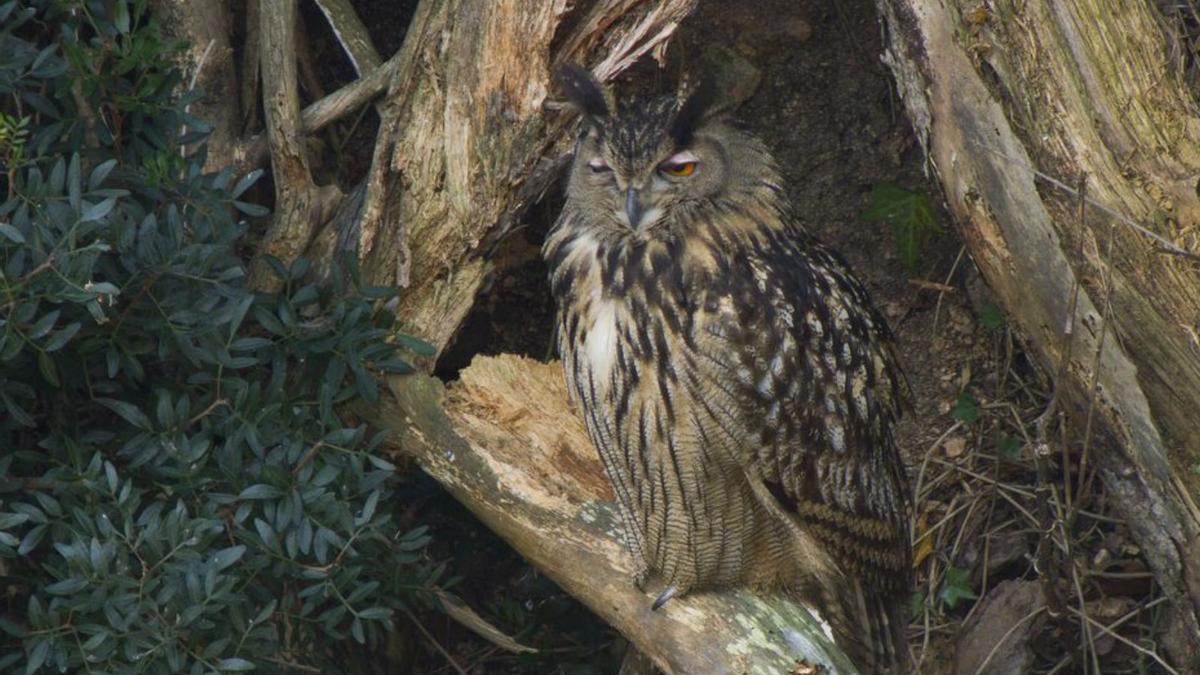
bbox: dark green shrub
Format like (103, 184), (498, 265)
(0, 2), (437, 672)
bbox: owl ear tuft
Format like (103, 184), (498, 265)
(669, 77), (719, 148)
(554, 64), (609, 121)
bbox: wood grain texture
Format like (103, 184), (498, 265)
(251, 0), (343, 291)
(153, 0), (239, 171)
(351, 0), (698, 354)
(370, 355), (861, 675)
(876, 0), (1200, 665)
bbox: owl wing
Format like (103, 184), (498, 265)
(690, 237), (911, 594)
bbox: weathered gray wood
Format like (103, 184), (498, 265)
(370, 355), (860, 675)
(158, 2), (862, 668)
(232, 49), (404, 176)
(876, 0), (1200, 666)
(154, 0), (240, 170)
(251, 0), (343, 291)
(351, 0), (699, 354)
(313, 0), (381, 75)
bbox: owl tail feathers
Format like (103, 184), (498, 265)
(814, 579), (909, 675)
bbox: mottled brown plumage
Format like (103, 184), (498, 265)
(544, 65), (912, 673)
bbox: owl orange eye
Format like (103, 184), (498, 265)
(660, 161), (697, 177)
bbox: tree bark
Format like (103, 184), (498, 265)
(250, 0), (344, 291)
(154, 0), (241, 170)
(344, 0), (699, 354)
(875, 0), (1200, 666)
(367, 355), (860, 675)
(159, 0), (868, 669)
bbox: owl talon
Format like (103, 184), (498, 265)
(632, 563), (652, 591)
(547, 67), (913, 674)
(651, 585), (679, 611)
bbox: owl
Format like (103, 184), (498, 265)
(543, 65), (912, 673)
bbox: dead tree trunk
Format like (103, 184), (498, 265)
(876, 0), (1200, 667)
(163, 0), (873, 671)
(341, 0), (704, 352)
(154, 0), (240, 171)
(367, 355), (857, 675)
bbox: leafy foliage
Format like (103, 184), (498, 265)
(976, 300), (1006, 330)
(0, 2), (437, 672)
(937, 567), (978, 610)
(998, 435), (1023, 462)
(860, 183), (942, 273)
(950, 392), (980, 424)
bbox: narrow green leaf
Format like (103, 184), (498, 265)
(0, 223), (25, 243)
(233, 200), (270, 217)
(67, 154), (81, 211)
(113, 0), (129, 33)
(211, 545), (245, 571)
(218, 657), (256, 671)
(29, 309), (60, 339)
(253, 518), (275, 547)
(232, 170), (263, 198)
(26, 638), (49, 674)
(89, 159), (118, 189)
(0, 512), (30, 529)
(81, 197), (116, 222)
(45, 577), (88, 595)
(80, 631), (108, 652)
(357, 607), (391, 620)
(96, 398), (153, 430)
(43, 323), (80, 352)
(356, 490), (380, 526)
(238, 484), (282, 500)
(395, 334), (437, 356)
(104, 461), (118, 493)
(36, 351), (59, 387)
(950, 392), (979, 424)
(18, 523), (46, 554)
(376, 360), (414, 375)
(0, 615), (27, 638)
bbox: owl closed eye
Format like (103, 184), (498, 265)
(544, 64), (912, 674)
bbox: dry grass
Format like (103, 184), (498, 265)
(1156, 0), (1200, 111)
(907, 316), (1175, 674)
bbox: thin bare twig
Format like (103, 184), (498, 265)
(970, 140), (1200, 261)
(234, 47), (404, 175)
(1072, 215), (1116, 522)
(930, 245), (966, 337)
(971, 606), (1047, 675)
(180, 39), (216, 158)
(1028, 175), (1089, 619)
(402, 606), (469, 675)
(1066, 606), (1180, 674)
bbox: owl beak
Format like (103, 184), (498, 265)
(625, 187), (644, 229)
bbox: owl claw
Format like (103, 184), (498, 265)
(651, 585), (679, 611)
(632, 565), (651, 591)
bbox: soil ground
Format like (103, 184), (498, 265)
(311, 0), (1168, 672)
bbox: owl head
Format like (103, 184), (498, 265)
(554, 65), (777, 235)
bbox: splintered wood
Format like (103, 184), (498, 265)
(375, 355), (860, 674)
